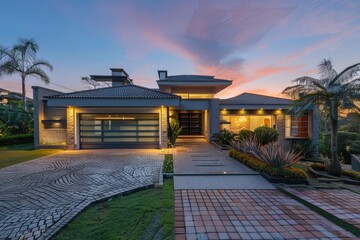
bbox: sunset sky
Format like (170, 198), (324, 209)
(1, 0), (360, 98)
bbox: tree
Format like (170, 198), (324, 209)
(282, 59), (360, 176)
(0, 38), (53, 110)
(81, 76), (110, 89)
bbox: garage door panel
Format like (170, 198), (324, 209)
(79, 113), (159, 149)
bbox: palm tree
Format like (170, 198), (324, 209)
(0, 38), (53, 110)
(282, 59), (360, 176)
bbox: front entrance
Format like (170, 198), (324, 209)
(178, 111), (203, 135)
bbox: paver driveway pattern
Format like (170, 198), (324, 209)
(0, 151), (162, 240)
(174, 189), (356, 240)
(286, 188), (360, 229)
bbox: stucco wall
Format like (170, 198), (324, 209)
(42, 130), (67, 145)
(209, 99), (220, 140)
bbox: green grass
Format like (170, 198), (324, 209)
(54, 179), (175, 240)
(0, 143), (63, 169)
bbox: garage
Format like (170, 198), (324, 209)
(79, 113), (159, 149)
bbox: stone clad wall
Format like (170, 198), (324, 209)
(66, 107), (75, 150)
(160, 107), (168, 149)
(275, 114), (286, 144)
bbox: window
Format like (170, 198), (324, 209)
(220, 115), (273, 132)
(285, 115), (309, 138)
(174, 93), (214, 99)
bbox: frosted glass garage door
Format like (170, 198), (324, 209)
(79, 113), (159, 149)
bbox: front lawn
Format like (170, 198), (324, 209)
(0, 143), (63, 169)
(54, 179), (174, 240)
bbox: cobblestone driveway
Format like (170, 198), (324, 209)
(0, 152), (162, 240)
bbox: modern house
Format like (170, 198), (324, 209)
(33, 68), (318, 150)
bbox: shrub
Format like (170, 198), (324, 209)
(318, 138), (331, 157)
(230, 137), (259, 155)
(168, 120), (182, 147)
(229, 150), (307, 179)
(237, 129), (254, 141)
(0, 133), (34, 146)
(323, 131), (360, 163)
(254, 126), (279, 145)
(0, 105), (33, 136)
(343, 170), (360, 181)
(310, 163), (326, 171)
(213, 129), (236, 145)
(162, 154), (173, 173)
(251, 143), (303, 168)
(310, 163), (360, 181)
(288, 139), (314, 159)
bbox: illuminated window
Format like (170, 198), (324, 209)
(220, 115), (273, 132)
(174, 93), (214, 99)
(285, 115), (309, 138)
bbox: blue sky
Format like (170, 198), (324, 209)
(1, 0), (360, 98)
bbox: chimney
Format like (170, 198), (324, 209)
(158, 70), (168, 80)
(110, 68), (129, 77)
(110, 68), (132, 87)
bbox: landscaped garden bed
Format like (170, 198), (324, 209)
(216, 126), (309, 184)
(309, 163), (360, 185)
(230, 150), (309, 184)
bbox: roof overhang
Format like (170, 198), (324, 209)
(157, 80), (232, 94)
(46, 98), (180, 107)
(220, 104), (290, 110)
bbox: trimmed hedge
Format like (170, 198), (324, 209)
(0, 133), (34, 146)
(343, 170), (360, 181)
(254, 126), (279, 145)
(238, 130), (255, 141)
(310, 163), (326, 171)
(229, 149), (307, 179)
(310, 163), (360, 181)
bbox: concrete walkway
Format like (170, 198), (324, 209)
(0, 151), (162, 240)
(173, 138), (274, 190)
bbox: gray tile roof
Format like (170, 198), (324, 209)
(46, 85), (180, 99)
(220, 92), (291, 105)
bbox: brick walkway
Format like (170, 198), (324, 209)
(174, 189), (356, 239)
(286, 188), (360, 229)
(0, 152), (162, 240)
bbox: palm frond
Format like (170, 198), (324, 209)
(329, 62), (360, 86)
(318, 59), (337, 83)
(26, 67), (50, 83)
(27, 59), (53, 72)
